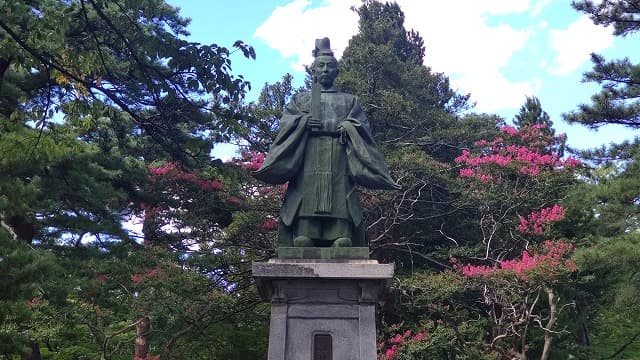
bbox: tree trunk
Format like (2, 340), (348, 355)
(0, 57), (10, 87)
(21, 341), (41, 360)
(541, 287), (558, 360)
(574, 293), (590, 346)
(134, 315), (150, 360)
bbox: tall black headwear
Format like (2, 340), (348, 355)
(312, 37), (334, 57)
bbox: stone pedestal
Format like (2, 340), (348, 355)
(253, 258), (394, 360)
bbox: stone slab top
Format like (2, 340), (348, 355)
(252, 259), (394, 280)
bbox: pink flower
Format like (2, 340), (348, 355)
(259, 218), (278, 232)
(224, 196), (243, 205)
(131, 266), (162, 284)
(235, 152), (267, 171)
(462, 264), (495, 277)
(385, 345), (397, 358)
(149, 162), (177, 176)
(479, 174), (494, 183)
(200, 179), (223, 191)
(454, 150), (471, 164)
(500, 125), (518, 136)
(413, 332), (427, 341)
(26, 297), (40, 310)
(564, 157), (581, 167)
(390, 334), (404, 344)
(459, 168), (475, 177)
(517, 205), (565, 234)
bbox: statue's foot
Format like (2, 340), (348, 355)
(293, 236), (313, 247)
(331, 237), (352, 247)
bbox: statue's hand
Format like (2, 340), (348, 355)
(306, 117), (322, 129)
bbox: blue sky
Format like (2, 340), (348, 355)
(168, 0), (639, 153)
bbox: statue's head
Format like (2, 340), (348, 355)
(313, 37), (338, 88)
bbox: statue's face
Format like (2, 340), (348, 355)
(314, 55), (338, 87)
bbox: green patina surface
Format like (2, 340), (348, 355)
(276, 247), (370, 260)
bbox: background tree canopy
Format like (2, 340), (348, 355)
(1, 0), (639, 359)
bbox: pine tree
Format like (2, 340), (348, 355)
(335, 0), (498, 269)
(514, 96), (554, 131)
(565, 1), (640, 128)
(0, 1), (264, 358)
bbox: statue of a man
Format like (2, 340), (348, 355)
(253, 37), (400, 248)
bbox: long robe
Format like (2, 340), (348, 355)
(253, 89), (400, 229)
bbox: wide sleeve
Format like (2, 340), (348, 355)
(341, 97), (401, 190)
(252, 93), (310, 184)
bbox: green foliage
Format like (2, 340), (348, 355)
(573, 233), (640, 358)
(0, 229), (66, 357)
(382, 271), (490, 359)
(0, 0), (269, 358)
(561, 6), (640, 355)
(338, 0), (470, 144)
(514, 96), (553, 130)
(564, 154), (640, 237)
(564, 54), (640, 129)
(572, 0), (640, 36)
(237, 73), (303, 153)
(335, 1), (490, 271)
(566, 1), (640, 129)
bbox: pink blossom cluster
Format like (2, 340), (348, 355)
(501, 124), (550, 148)
(26, 297), (40, 310)
(148, 162), (223, 191)
(148, 161), (177, 175)
(500, 125), (519, 136)
(232, 151), (266, 171)
(378, 329), (428, 359)
(458, 240), (576, 281)
(539, 240), (577, 271)
(461, 263), (495, 277)
(517, 204), (565, 235)
(456, 124), (581, 181)
(258, 218), (278, 232)
(224, 196), (243, 206)
(458, 167), (495, 182)
(500, 251), (540, 275)
(131, 266), (162, 284)
(455, 145), (578, 178)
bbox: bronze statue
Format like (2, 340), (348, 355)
(253, 37), (400, 248)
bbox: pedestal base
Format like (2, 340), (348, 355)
(253, 258), (394, 360)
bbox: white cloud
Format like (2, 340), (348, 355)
(530, 0), (552, 17)
(538, 20), (549, 30)
(454, 72), (540, 113)
(254, 0), (552, 112)
(547, 15), (614, 75)
(254, 0), (360, 71)
(398, 1), (537, 111)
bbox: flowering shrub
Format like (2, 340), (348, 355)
(453, 123), (580, 265)
(148, 162), (223, 191)
(378, 328), (429, 359)
(230, 151), (266, 171)
(450, 123), (581, 359)
(517, 204), (566, 235)
(455, 124), (580, 182)
(458, 240), (576, 281)
(130, 266), (162, 284)
(258, 218), (278, 232)
(454, 240), (577, 359)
